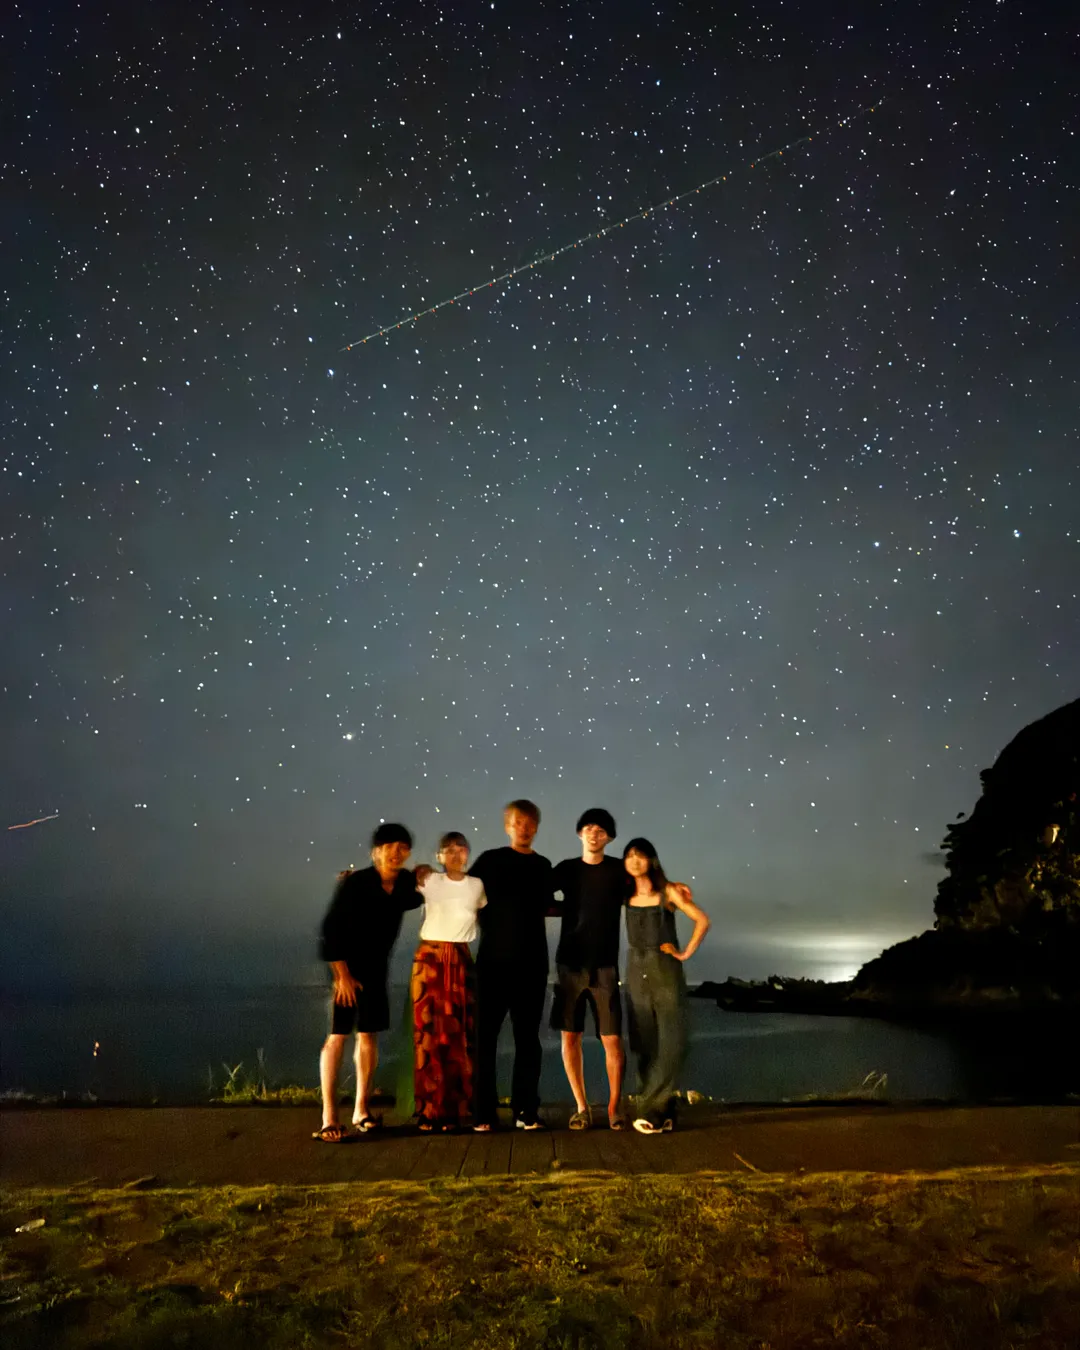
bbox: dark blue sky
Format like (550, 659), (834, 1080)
(3, 0), (1076, 988)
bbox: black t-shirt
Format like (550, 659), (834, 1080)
(318, 866), (422, 978)
(552, 855), (627, 970)
(469, 846), (554, 969)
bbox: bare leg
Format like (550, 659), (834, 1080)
(352, 1032), (380, 1124)
(601, 1034), (625, 1123)
(319, 1034), (348, 1129)
(561, 1031), (588, 1114)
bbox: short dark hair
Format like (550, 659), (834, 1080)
(576, 807), (616, 839)
(370, 822), (413, 850)
(505, 798), (541, 825)
(437, 830), (469, 853)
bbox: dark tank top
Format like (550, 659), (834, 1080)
(625, 898), (678, 952)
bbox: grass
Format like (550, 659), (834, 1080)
(2, 1166), (1077, 1349)
(204, 1050), (718, 1110)
(208, 1052), (373, 1108)
(209, 1051), (321, 1106)
(790, 1071), (891, 1104)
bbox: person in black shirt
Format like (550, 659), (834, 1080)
(314, 822), (421, 1142)
(468, 799), (556, 1131)
(550, 808), (629, 1130)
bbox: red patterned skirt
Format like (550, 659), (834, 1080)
(411, 941), (476, 1127)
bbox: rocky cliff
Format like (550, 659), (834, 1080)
(933, 697), (1079, 932)
(852, 698), (1079, 1007)
(695, 701), (1080, 1016)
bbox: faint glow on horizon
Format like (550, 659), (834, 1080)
(809, 962), (863, 983)
(721, 931), (908, 983)
(768, 934), (906, 954)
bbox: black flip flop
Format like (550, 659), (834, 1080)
(312, 1124), (350, 1143)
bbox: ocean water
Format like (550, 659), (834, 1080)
(0, 985), (1073, 1106)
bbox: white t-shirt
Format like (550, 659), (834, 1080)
(418, 873), (487, 943)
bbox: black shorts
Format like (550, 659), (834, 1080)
(549, 965), (622, 1038)
(328, 975), (390, 1035)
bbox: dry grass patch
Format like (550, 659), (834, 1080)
(1, 1165), (1077, 1348)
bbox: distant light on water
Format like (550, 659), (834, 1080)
(809, 961), (863, 983)
(726, 931), (908, 983)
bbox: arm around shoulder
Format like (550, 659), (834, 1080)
(401, 870), (424, 912)
(545, 857), (563, 917)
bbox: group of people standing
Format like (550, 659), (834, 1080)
(314, 799), (709, 1141)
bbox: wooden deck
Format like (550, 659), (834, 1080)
(2, 1103), (1077, 1188)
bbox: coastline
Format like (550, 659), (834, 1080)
(690, 979), (1080, 1022)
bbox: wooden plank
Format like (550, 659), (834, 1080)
(508, 1129), (556, 1175)
(406, 1133), (471, 1180)
(594, 1128), (648, 1174)
(354, 1133), (426, 1182)
(554, 1127), (609, 1173)
(662, 1123), (735, 1174)
(454, 1135), (478, 1177)
(23, 1101), (1080, 1190)
(304, 1135), (375, 1184)
(459, 1131), (513, 1177)
(487, 1132), (515, 1176)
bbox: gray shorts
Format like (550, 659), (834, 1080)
(549, 965), (622, 1038)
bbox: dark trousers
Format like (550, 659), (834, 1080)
(475, 960), (547, 1124)
(625, 948), (687, 1124)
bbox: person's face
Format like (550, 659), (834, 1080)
(579, 823), (611, 853)
(438, 839), (470, 873)
(505, 809), (538, 849)
(624, 849), (650, 879)
(372, 839), (411, 873)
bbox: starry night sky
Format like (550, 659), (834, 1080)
(3, 1), (1077, 990)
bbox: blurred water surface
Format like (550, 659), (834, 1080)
(1, 985), (1073, 1106)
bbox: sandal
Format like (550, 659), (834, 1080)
(354, 1115), (383, 1133)
(417, 1119), (436, 1134)
(312, 1124), (349, 1143)
(568, 1108), (592, 1131)
(632, 1117), (672, 1135)
(472, 1122), (493, 1133)
(608, 1115), (628, 1131)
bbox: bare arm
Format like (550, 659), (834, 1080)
(659, 885), (710, 963)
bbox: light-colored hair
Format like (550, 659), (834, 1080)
(504, 798), (540, 825)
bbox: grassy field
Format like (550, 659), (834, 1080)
(2, 1165), (1077, 1349)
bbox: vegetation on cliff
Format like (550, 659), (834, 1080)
(852, 698), (1079, 1007)
(933, 698), (1079, 935)
(698, 700), (1080, 1014)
